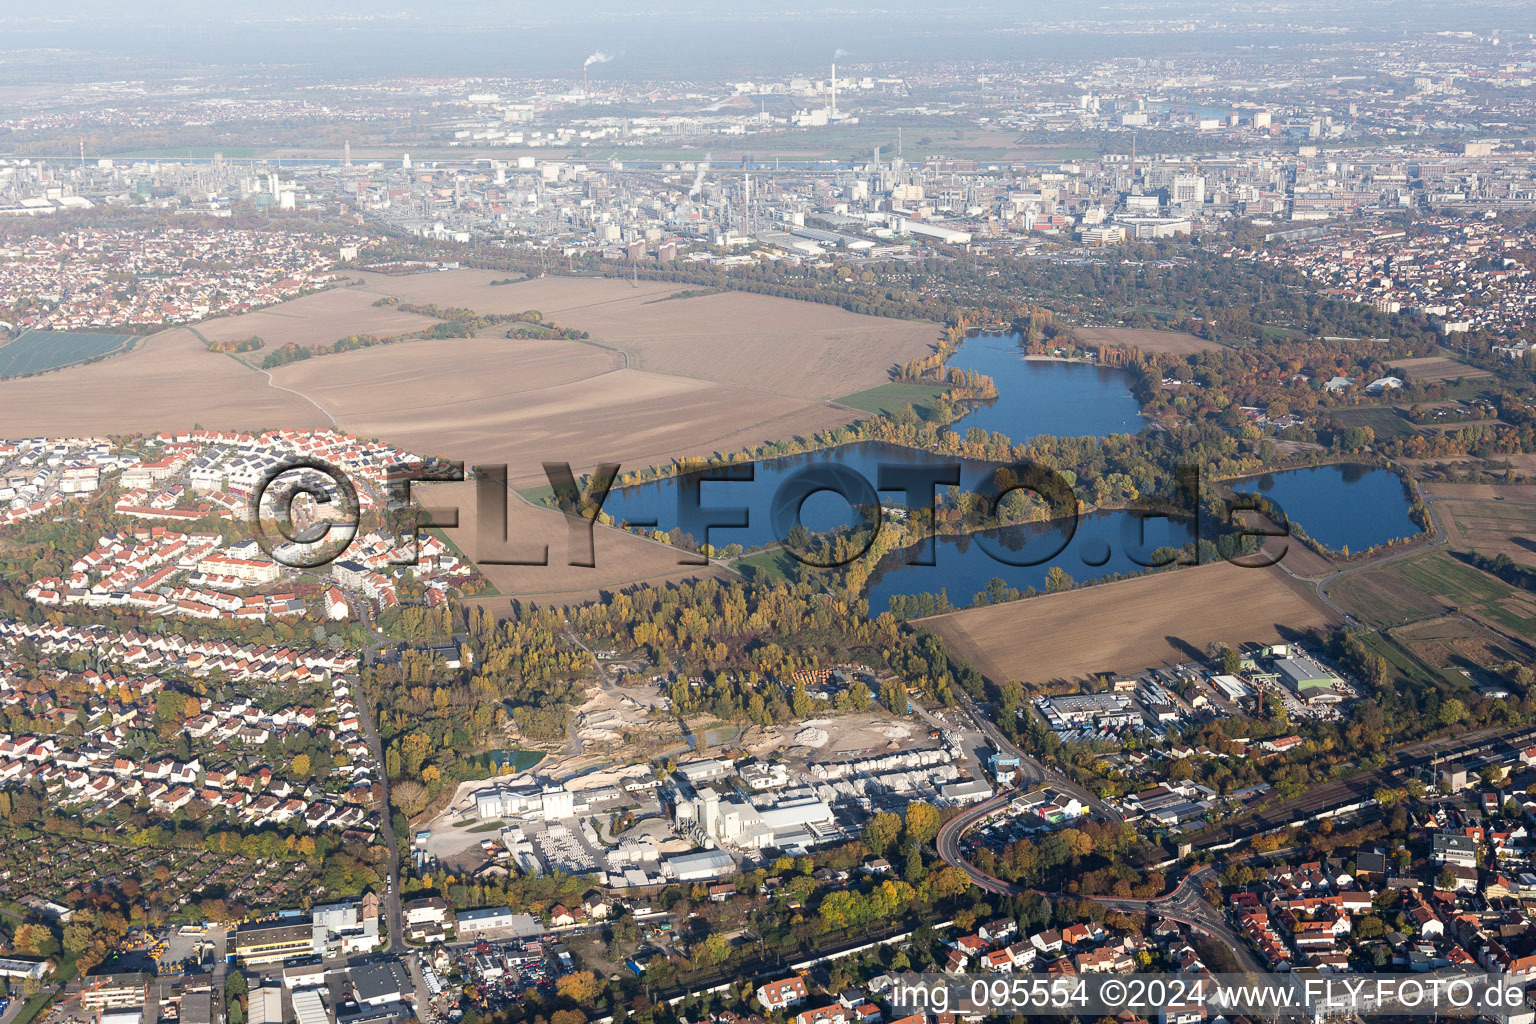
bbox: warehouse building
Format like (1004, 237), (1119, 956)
(675, 759), (733, 786)
(0, 957), (53, 980)
(73, 973), (151, 1011)
(455, 907), (541, 939)
(940, 779), (994, 806)
(666, 848), (736, 882)
(1273, 656), (1345, 704)
(250, 987), (284, 1024)
(292, 988), (334, 1024)
(234, 921), (316, 966)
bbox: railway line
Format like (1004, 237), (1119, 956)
(932, 723), (1536, 978)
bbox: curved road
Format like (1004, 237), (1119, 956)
(935, 796), (1262, 973)
(910, 696), (1113, 820)
(1271, 480), (1447, 623)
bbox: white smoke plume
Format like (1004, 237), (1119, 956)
(584, 51), (615, 67)
(833, 48), (850, 59)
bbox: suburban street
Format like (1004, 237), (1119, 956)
(354, 693), (404, 953)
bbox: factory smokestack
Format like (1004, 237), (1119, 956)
(581, 51), (613, 97)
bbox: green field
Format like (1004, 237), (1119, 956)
(0, 330), (139, 377)
(1325, 405), (1419, 440)
(1356, 629), (1446, 690)
(1253, 324), (1306, 341)
(735, 548), (799, 584)
(1331, 548), (1536, 635)
(1390, 550), (1536, 635)
(835, 380), (951, 417)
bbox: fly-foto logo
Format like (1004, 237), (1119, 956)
(248, 456), (1291, 574)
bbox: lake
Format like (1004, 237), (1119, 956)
(599, 332), (1148, 550)
(946, 332), (1147, 441)
(1227, 464), (1421, 554)
(864, 509), (1198, 615)
(475, 748), (545, 774)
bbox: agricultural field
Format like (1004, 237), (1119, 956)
(1073, 325), (1217, 354)
(0, 327), (330, 437)
(1388, 354), (1494, 383)
(920, 561), (1338, 685)
(1390, 614), (1533, 678)
(1329, 548), (1536, 635)
(1323, 404), (1420, 440)
(0, 329), (138, 377)
(419, 480), (731, 608)
(273, 351), (852, 489)
(1423, 486), (1536, 568)
(353, 269), (939, 400)
(1401, 453), (1536, 478)
(269, 333), (625, 455)
(0, 275), (943, 599)
(835, 380), (952, 417)
(196, 285), (441, 353)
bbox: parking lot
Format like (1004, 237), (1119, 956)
(433, 938), (574, 1019)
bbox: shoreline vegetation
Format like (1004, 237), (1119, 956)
(535, 320), (1437, 614)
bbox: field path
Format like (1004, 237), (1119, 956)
(256, 365), (338, 427)
(1311, 495), (1447, 624)
(188, 326), (341, 427)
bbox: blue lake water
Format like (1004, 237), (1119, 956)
(1228, 464), (1420, 554)
(601, 440), (982, 551)
(595, 333), (1418, 606)
(945, 333), (1147, 441)
(864, 510), (1198, 615)
(600, 333), (1148, 550)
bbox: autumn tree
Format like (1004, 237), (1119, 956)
(556, 971), (600, 1003)
(862, 811), (903, 856)
(903, 801), (941, 847)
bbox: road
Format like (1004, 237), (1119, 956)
(355, 690), (404, 953)
(1092, 865), (1265, 973)
(909, 695), (1112, 819)
(0, 986), (58, 1024)
(934, 721), (1536, 976)
(934, 797), (1262, 972)
(1301, 485), (1447, 622)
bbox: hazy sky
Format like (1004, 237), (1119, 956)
(1, 1), (1533, 77)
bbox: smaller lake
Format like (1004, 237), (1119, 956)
(864, 510), (1197, 615)
(946, 333), (1147, 441)
(600, 333), (1149, 551)
(1228, 464), (1420, 554)
(473, 748), (545, 774)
